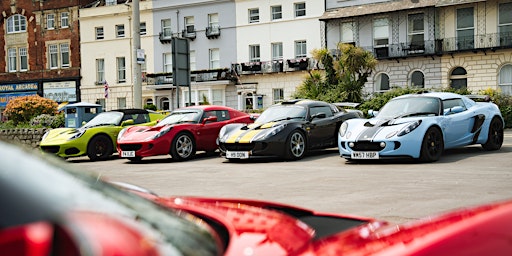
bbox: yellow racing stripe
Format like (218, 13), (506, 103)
(238, 130), (264, 143)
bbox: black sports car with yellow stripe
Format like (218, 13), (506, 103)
(217, 99), (363, 161)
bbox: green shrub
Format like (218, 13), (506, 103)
(144, 103), (157, 111)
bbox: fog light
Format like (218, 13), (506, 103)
(349, 142), (355, 148)
(380, 142), (386, 148)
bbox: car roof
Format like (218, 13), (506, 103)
(175, 105), (234, 111)
(278, 99), (329, 107)
(109, 109), (149, 115)
(395, 92), (463, 101)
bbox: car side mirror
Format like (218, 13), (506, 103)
(121, 119), (135, 126)
(368, 110), (378, 117)
(202, 116), (217, 124)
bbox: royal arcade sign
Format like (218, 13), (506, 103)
(0, 82), (38, 108)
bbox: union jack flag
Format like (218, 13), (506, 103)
(104, 81), (109, 99)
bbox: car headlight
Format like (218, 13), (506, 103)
(397, 120), (422, 137)
(117, 127), (128, 140)
(218, 126), (227, 140)
(151, 126), (172, 140)
(252, 123), (286, 141)
(339, 122), (348, 137)
(68, 130), (85, 140)
(41, 131), (50, 141)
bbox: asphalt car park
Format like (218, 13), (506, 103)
(69, 129), (512, 225)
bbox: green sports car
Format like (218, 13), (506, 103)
(40, 109), (166, 161)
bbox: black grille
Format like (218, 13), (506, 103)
(351, 142), (383, 151)
(222, 143), (255, 151)
(64, 148), (80, 155)
(41, 146), (60, 154)
(119, 144), (142, 151)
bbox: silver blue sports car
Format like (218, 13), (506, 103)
(338, 92), (504, 162)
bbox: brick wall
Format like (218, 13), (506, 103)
(0, 128), (49, 149)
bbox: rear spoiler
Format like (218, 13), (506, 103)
(334, 102), (361, 108)
(467, 95), (492, 102)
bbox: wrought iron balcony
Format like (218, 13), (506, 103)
(232, 58), (315, 75)
(357, 32), (512, 60)
(206, 25), (220, 39)
(181, 26), (196, 40)
(159, 32), (173, 44)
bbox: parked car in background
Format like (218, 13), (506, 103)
(117, 105), (256, 162)
(338, 92), (504, 162)
(218, 99), (364, 161)
(40, 109), (166, 161)
(2, 140), (512, 255)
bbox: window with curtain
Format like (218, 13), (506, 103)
(341, 22), (354, 43)
(212, 89), (223, 105)
(373, 18), (389, 46)
(61, 12), (69, 28)
(499, 3), (512, 47)
(408, 13), (424, 46)
(272, 43), (283, 60)
(117, 57), (126, 83)
(96, 59), (105, 83)
(456, 7), (474, 50)
(161, 19), (172, 38)
(295, 40), (307, 58)
(499, 64), (512, 95)
(249, 45), (260, 62)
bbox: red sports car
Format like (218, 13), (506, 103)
(117, 105), (256, 161)
(1, 140), (512, 256)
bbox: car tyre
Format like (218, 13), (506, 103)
(419, 127), (443, 162)
(170, 132), (196, 161)
(285, 130), (306, 161)
(482, 117), (504, 151)
(87, 135), (113, 161)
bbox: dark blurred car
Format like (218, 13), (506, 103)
(2, 140), (512, 255)
(218, 99), (364, 161)
(117, 105), (255, 162)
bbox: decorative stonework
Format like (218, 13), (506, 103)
(0, 128), (49, 149)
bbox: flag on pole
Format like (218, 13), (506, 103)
(104, 81), (109, 99)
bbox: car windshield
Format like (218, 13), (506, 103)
(256, 105), (307, 123)
(83, 112), (123, 128)
(0, 141), (219, 255)
(156, 110), (202, 126)
(377, 97), (440, 119)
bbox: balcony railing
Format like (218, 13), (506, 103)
(232, 58), (316, 75)
(358, 32), (512, 60)
(145, 68), (233, 85)
(206, 25), (220, 39)
(159, 32), (173, 44)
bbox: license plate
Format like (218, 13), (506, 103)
(226, 151), (249, 159)
(351, 152), (379, 159)
(121, 151), (136, 158)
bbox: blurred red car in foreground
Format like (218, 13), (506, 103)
(117, 105), (256, 162)
(1, 140), (512, 255)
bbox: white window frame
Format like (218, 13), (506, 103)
(117, 98), (127, 109)
(96, 27), (104, 40)
(340, 22), (354, 43)
(96, 58), (105, 83)
(249, 8), (259, 23)
(47, 14), (55, 30)
(184, 16), (195, 33)
(249, 45), (260, 62)
(272, 42), (283, 60)
(117, 57), (126, 83)
(60, 43), (70, 68)
(295, 40), (307, 58)
(116, 24), (125, 38)
(273, 88), (284, 104)
(190, 50), (196, 71)
(19, 47), (28, 71)
(8, 48), (17, 72)
(408, 13), (424, 44)
(49, 44), (59, 69)
(212, 89), (223, 105)
(161, 19), (172, 38)
(60, 12), (69, 28)
(499, 64), (512, 95)
(456, 7), (474, 48)
(163, 53), (172, 73)
(208, 13), (220, 33)
(294, 2), (306, 17)
(373, 18), (389, 46)
(271, 6), (282, 20)
(7, 14), (27, 33)
(209, 48), (220, 69)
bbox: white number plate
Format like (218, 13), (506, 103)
(121, 151), (136, 158)
(226, 151), (249, 159)
(351, 151), (379, 159)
